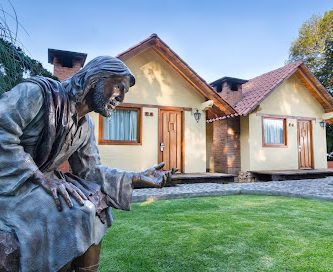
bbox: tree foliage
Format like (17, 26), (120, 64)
(0, 3), (55, 94)
(289, 10), (333, 155)
(0, 39), (55, 94)
(320, 36), (333, 92)
(289, 10), (333, 92)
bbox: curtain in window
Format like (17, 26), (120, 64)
(263, 118), (284, 145)
(104, 109), (138, 141)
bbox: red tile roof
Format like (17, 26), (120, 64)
(234, 61), (303, 115)
(207, 61), (333, 123)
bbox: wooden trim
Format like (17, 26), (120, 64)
(98, 106), (142, 145)
(122, 103), (192, 111)
(118, 34), (235, 115)
(181, 110), (185, 173)
(256, 113), (316, 121)
(297, 68), (332, 110)
(152, 47), (234, 116)
(158, 108), (162, 165)
(297, 119), (314, 169)
(309, 120), (314, 169)
(158, 109), (184, 172)
(118, 37), (156, 61)
(99, 140), (142, 145)
(297, 121), (301, 169)
(207, 105), (223, 119)
(262, 116), (287, 147)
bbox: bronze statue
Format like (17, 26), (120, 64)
(0, 56), (169, 271)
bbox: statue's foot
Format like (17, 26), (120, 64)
(0, 230), (20, 272)
(71, 242), (101, 272)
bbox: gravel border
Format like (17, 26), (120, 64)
(132, 177), (333, 203)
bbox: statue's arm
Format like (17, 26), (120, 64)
(68, 117), (133, 210)
(0, 83), (43, 195)
(69, 116), (168, 209)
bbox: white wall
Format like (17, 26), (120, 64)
(92, 48), (207, 172)
(240, 75), (327, 171)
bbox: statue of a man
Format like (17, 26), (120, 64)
(0, 56), (167, 271)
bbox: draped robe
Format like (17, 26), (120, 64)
(0, 77), (133, 271)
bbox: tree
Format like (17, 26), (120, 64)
(0, 3), (55, 94)
(0, 39), (56, 94)
(289, 10), (333, 155)
(324, 38), (333, 155)
(319, 37), (333, 92)
(289, 10), (333, 92)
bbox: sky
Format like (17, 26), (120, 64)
(1, 0), (333, 82)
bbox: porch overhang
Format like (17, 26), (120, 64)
(322, 112), (333, 124)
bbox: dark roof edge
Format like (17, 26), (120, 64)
(48, 48), (87, 66)
(210, 76), (248, 86)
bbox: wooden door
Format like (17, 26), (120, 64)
(297, 120), (313, 169)
(158, 110), (182, 171)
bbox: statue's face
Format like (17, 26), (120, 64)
(91, 75), (130, 117)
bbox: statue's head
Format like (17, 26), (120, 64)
(65, 56), (135, 117)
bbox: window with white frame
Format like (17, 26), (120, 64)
(262, 117), (286, 146)
(99, 107), (141, 144)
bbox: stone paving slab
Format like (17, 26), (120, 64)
(132, 177), (333, 202)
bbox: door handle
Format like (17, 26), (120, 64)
(160, 142), (165, 152)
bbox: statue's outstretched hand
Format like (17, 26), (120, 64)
(31, 171), (87, 211)
(132, 162), (172, 188)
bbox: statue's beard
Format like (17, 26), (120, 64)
(91, 80), (119, 117)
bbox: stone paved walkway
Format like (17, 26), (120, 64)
(132, 177), (333, 202)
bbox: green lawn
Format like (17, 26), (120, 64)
(100, 195), (333, 272)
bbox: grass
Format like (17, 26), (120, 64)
(100, 195), (333, 272)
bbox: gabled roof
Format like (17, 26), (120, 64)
(234, 61), (333, 116)
(117, 34), (235, 116)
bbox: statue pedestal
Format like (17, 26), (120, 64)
(0, 231), (19, 271)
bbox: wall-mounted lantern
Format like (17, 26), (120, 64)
(319, 120), (326, 128)
(194, 109), (201, 123)
(192, 100), (213, 123)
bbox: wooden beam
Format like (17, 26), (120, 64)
(207, 105), (224, 118)
(122, 103), (192, 111)
(152, 46), (234, 115)
(118, 34), (235, 116)
(118, 39), (156, 61)
(256, 112), (316, 121)
(296, 69), (331, 112)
